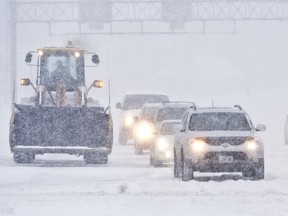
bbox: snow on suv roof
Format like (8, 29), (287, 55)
(124, 92), (168, 96)
(143, 102), (164, 108)
(160, 102), (195, 108)
(161, 120), (182, 125)
(192, 106), (246, 114)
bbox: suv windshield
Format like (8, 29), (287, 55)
(123, 95), (168, 110)
(156, 107), (188, 122)
(141, 107), (159, 121)
(161, 123), (180, 135)
(189, 112), (252, 131)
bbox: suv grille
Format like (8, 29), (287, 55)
(204, 152), (248, 161)
(205, 137), (253, 146)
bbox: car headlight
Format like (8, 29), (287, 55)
(156, 138), (169, 151)
(124, 116), (134, 127)
(245, 139), (260, 151)
(134, 122), (154, 140)
(190, 139), (206, 153)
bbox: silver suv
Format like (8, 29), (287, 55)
(174, 105), (266, 181)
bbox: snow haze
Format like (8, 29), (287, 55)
(1, 0), (288, 215)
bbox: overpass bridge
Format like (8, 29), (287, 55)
(6, 0), (288, 103)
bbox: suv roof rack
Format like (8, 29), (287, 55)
(234, 105), (243, 110)
(163, 101), (195, 104)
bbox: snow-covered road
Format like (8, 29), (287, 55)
(1, 142), (288, 216)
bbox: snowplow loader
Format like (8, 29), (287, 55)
(9, 44), (113, 164)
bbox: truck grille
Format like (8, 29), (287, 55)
(205, 137), (253, 146)
(204, 152), (248, 161)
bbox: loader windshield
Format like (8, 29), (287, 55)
(40, 51), (85, 91)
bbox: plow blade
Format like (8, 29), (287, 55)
(10, 105), (113, 153)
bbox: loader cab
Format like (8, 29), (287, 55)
(39, 49), (85, 92)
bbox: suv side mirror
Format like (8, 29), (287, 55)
(256, 124), (266, 132)
(116, 102), (122, 109)
(25, 53), (32, 63)
(175, 124), (184, 132)
(92, 54), (100, 64)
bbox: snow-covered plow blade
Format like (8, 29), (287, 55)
(10, 104), (113, 164)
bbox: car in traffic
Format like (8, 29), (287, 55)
(133, 103), (163, 154)
(150, 120), (181, 167)
(174, 105), (266, 181)
(148, 102), (195, 163)
(116, 94), (169, 145)
(153, 102), (195, 131)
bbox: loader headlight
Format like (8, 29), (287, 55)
(124, 116), (134, 127)
(20, 78), (31, 86)
(156, 138), (169, 151)
(190, 138), (206, 153)
(38, 50), (43, 56)
(134, 122), (154, 140)
(245, 139), (260, 151)
(74, 51), (80, 58)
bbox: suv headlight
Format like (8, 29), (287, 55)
(245, 139), (260, 152)
(134, 122), (154, 140)
(124, 116), (134, 127)
(190, 138), (206, 153)
(156, 138), (169, 151)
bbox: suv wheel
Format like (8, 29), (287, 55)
(150, 147), (154, 165)
(174, 149), (182, 178)
(153, 158), (162, 167)
(135, 144), (143, 155)
(181, 152), (193, 181)
(243, 159), (264, 180)
(119, 134), (127, 145)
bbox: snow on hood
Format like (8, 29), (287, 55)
(188, 130), (258, 138)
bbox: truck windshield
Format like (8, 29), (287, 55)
(40, 51), (84, 91)
(123, 95), (168, 110)
(156, 107), (188, 122)
(189, 112), (252, 131)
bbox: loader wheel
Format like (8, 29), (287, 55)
(13, 152), (35, 164)
(84, 153), (108, 165)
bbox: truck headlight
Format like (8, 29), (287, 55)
(157, 138), (169, 151)
(124, 116), (134, 127)
(246, 139), (260, 151)
(134, 122), (154, 140)
(190, 139), (206, 153)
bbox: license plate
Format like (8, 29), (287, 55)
(219, 156), (233, 163)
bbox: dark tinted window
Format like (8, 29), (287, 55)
(189, 112), (251, 131)
(123, 95), (169, 110)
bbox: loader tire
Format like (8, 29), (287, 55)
(84, 153), (108, 165)
(13, 152), (35, 164)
